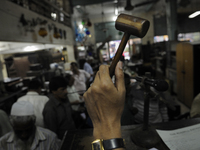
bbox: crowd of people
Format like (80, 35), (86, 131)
(0, 55), (198, 150)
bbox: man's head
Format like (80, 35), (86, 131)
(10, 101), (36, 142)
(65, 74), (75, 87)
(49, 76), (68, 100)
(87, 56), (94, 64)
(28, 79), (42, 94)
(70, 62), (78, 73)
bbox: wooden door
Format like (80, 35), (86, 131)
(176, 43), (194, 108)
(176, 43), (185, 104)
(183, 43), (193, 107)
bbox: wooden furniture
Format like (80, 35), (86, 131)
(176, 43), (200, 108)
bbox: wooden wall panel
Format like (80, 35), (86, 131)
(183, 43), (193, 107)
(176, 43), (185, 103)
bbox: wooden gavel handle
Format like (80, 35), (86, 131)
(109, 32), (130, 77)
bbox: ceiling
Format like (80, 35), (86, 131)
(71, 0), (200, 20)
(72, 0), (163, 19)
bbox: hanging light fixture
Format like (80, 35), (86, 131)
(189, 11), (200, 18)
(188, 0), (200, 18)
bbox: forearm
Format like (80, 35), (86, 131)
(85, 63), (126, 150)
(93, 121), (125, 150)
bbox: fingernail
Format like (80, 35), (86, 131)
(118, 61), (123, 70)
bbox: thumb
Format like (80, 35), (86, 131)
(115, 61), (125, 92)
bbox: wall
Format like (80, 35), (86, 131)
(73, 11), (155, 46)
(139, 11), (155, 44)
(0, 0), (74, 45)
(154, 13), (200, 36)
(66, 45), (76, 62)
(0, 0), (76, 79)
(0, 55), (6, 81)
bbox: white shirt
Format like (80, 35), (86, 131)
(84, 62), (94, 82)
(17, 91), (49, 127)
(67, 86), (83, 111)
(73, 69), (90, 94)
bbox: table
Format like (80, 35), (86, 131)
(60, 118), (200, 150)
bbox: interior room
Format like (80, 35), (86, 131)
(0, 0), (200, 149)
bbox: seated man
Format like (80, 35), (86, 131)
(130, 82), (169, 124)
(43, 76), (76, 140)
(121, 73), (138, 125)
(65, 73), (86, 128)
(65, 74), (85, 112)
(17, 79), (49, 127)
(79, 58), (94, 87)
(70, 62), (90, 95)
(0, 101), (61, 150)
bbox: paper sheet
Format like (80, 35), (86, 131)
(156, 123), (200, 150)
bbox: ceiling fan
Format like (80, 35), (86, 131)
(125, 0), (159, 11)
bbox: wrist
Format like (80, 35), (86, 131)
(93, 121), (122, 140)
(92, 138), (125, 150)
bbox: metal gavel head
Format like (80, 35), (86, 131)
(115, 13), (150, 38)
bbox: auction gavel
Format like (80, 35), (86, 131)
(109, 13), (150, 77)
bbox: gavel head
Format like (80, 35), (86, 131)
(115, 13), (150, 38)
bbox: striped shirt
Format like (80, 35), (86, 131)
(130, 83), (169, 124)
(0, 127), (61, 150)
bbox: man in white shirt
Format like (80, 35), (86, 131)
(17, 79), (49, 127)
(65, 74), (84, 112)
(83, 57), (94, 80)
(79, 58), (94, 88)
(70, 62), (90, 95)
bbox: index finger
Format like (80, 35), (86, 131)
(99, 65), (113, 84)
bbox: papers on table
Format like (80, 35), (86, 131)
(156, 123), (200, 150)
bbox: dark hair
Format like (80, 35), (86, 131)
(79, 59), (86, 69)
(70, 62), (78, 67)
(28, 79), (42, 90)
(49, 76), (68, 93)
(65, 73), (72, 83)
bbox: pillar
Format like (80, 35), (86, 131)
(166, 0), (178, 41)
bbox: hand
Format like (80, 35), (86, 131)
(84, 61), (126, 140)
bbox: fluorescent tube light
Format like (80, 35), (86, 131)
(189, 11), (200, 18)
(115, 7), (118, 15)
(113, 16), (117, 21)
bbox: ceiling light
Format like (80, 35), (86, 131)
(79, 24), (83, 30)
(113, 16), (117, 21)
(51, 13), (57, 20)
(23, 46), (37, 52)
(115, 7), (118, 15)
(189, 11), (200, 18)
(76, 5), (81, 8)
